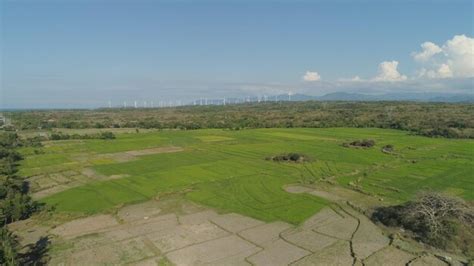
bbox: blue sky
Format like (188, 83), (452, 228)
(1, 0), (473, 108)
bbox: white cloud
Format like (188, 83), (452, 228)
(414, 35), (474, 79)
(412, 42), (442, 62)
(303, 71), (321, 81)
(372, 61), (407, 82)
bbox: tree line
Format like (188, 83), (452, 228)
(0, 133), (48, 265)
(5, 101), (474, 138)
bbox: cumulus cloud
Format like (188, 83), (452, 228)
(412, 42), (442, 62)
(303, 71), (321, 81)
(413, 34), (474, 78)
(372, 61), (407, 82)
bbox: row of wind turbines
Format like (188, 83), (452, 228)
(106, 92), (295, 109)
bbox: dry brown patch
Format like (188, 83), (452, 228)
(410, 254), (448, 266)
(178, 210), (219, 225)
(284, 185), (314, 194)
(50, 214), (119, 238)
(166, 235), (259, 265)
(293, 240), (353, 266)
(282, 228), (338, 252)
(210, 213), (265, 233)
(126, 146), (184, 156)
(342, 205), (390, 259)
(364, 246), (415, 266)
(148, 222), (229, 252)
(50, 236), (156, 265)
(247, 239), (311, 266)
(116, 200), (163, 223)
(239, 221), (292, 247)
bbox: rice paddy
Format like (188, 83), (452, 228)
(20, 128), (474, 225)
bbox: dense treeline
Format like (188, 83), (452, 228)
(5, 101), (474, 138)
(49, 131), (115, 140)
(0, 133), (46, 265)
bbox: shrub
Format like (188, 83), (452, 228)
(343, 139), (375, 148)
(100, 132), (116, 140)
(381, 144), (394, 153)
(267, 153), (309, 163)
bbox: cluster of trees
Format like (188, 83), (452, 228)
(266, 153), (309, 163)
(372, 192), (474, 257)
(49, 131), (115, 140)
(0, 133), (46, 265)
(5, 102), (474, 138)
(342, 139), (375, 148)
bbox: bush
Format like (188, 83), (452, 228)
(100, 132), (116, 140)
(381, 144), (394, 153)
(267, 153), (309, 163)
(343, 139), (375, 148)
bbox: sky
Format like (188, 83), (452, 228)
(1, 0), (473, 108)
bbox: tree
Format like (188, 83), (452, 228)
(372, 191), (474, 250)
(0, 227), (20, 266)
(404, 192), (473, 241)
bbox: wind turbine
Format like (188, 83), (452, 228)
(134, 101), (138, 108)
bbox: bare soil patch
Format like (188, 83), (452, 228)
(97, 146), (184, 163)
(166, 235), (259, 265)
(126, 146), (183, 156)
(293, 240), (353, 266)
(247, 239), (311, 266)
(22, 198), (460, 265)
(284, 185), (314, 194)
(50, 236), (156, 265)
(210, 213), (264, 233)
(282, 228), (338, 252)
(312, 212), (358, 240)
(50, 214), (119, 239)
(364, 246), (415, 266)
(308, 190), (344, 202)
(410, 255), (448, 266)
(148, 222), (229, 252)
(343, 206), (390, 259)
(239, 221), (292, 247)
(116, 200), (163, 222)
(301, 207), (343, 229)
(178, 210), (219, 225)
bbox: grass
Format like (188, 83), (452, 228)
(20, 128), (473, 224)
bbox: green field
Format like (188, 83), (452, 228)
(20, 128), (474, 224)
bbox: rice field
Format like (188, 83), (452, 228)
(20, 128), (474, 224)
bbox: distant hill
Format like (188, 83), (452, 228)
(187, 92), (474, 106)
(286, 92), (474, 103)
